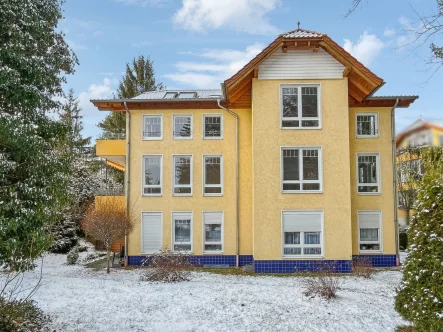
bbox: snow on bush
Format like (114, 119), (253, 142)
(140, 249), (193, 283)
(302, 262), (340, 300)
(66, 247), (79, 265)
(395, 147), (443, 331)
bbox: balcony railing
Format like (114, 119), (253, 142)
(100, 132), (126, 140)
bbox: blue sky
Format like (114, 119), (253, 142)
(59, 0), (443, 140)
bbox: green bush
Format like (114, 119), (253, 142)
(66, 246), (79, 265)
(395, 148), (443, 331)
(0, 297), (51, 332)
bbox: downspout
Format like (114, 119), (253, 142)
(391, 98), (400, 266)
(217, 99), (240, 268)
(124, 101), (130, 266)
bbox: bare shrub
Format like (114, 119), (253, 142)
(302, 262), (340, 300)
(140, 249), (193, 283)
(81, 198), (137, 273)
(352, 256), (375, 278)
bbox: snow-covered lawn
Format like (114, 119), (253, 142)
(4, 253), (407, 332)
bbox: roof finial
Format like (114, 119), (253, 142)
(297, 21), (300, 30)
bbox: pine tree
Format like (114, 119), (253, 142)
(97, 55), (163, 137)
(0, 0), (77, 271)
(395, 147), (443, 331)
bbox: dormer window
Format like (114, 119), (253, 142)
(281, 85), (321, 129)
(164, 92), (177, 99)
(178, 92), (196, 99)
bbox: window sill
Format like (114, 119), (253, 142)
(203, 194), (223, 197)
(356, 135), (379, 139)
(358, 251), (383, 254)
(203, 137), (223, 140)
(142, 194), (163, 197)
(282, 191), (323, 194)
(173, 137), (193, 140)
(173, 194), (193, 197)
(357, 192), (381, 196)
(142, 137), (163, 141)
(202, 252), (224, 255)
(281, 127), (322, 130)
(282, 255), (324, 259)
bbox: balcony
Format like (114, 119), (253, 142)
(96, 134), (126, 171)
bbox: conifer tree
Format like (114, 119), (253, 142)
(0, 0), (77, 271)
(395, 147), (443, 331)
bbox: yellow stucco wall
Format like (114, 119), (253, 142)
(96, 139), (126, 156)
(127, 108), (252, 256)
(349, 107), (396, 255)
(251, 78), (353, 260)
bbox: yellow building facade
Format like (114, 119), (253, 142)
(92, 28), (417, 272)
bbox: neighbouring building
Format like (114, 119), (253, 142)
(396, 119), (443, 227)
(91, 28), (418, 273)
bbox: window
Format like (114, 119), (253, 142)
(173, 115), (192, 139)
(203, 212), (223, 252)
(142, 155), (162, 196)
(281, 85), (320, 128)
(356, 113), (378, 137)
(172, 212), (192, 252)
(143, 115), (162, 140)
(142, 212), (162, 254)
(281, 147), (322, 192)
(203, 155), (223, 195)
(282, 211), (323, 257)
(164, 92), (177, 99)
(203, 114), (223, 139)
(357, 153), (380, 194)
(173, 155), (192, 195)
(358, 211), (382, 252)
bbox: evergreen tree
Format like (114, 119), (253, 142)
(395, 147), (443, 331)
(0, 0), (77, 271)
(97, 55), (163, 137)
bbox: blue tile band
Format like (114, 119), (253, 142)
(128, 255), (254, 267)
(253, 260), (353, 273)
(352, 254), (397, 267)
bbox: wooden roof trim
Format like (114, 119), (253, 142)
(106, 160), (125, 172)
(350, 97), (417, 108)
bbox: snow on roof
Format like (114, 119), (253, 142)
(281, 29), (324, 38)
(132, 89), (222, 100)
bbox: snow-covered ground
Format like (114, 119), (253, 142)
(2, 252), (407, 332)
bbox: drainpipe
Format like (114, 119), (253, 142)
(124, 101), (130, 266)
(391, 98), (400, 266)
(217, 99), (240, 267)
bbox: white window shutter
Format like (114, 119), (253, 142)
(142, 213), (162, 253)
(283, 212), (321, 232)
(203, 212), (223, 224)
(173, 212), (191, 220)
(359, 212), (380, 228)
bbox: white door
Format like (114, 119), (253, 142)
(142, 212), (162, 254)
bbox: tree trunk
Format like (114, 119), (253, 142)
(406, 208), (411, 226)
(106, 247), (110, 274)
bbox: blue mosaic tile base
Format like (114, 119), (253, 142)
(352, 254), (397, 267)
(254, 260), (353, 273)
(128, 255), (254, 267)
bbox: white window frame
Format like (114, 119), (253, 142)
(356, 153), (381, 195)
(281, 210), (324, 258)
(142, 154), (163, 197)
(202, 211), (224, 253)
(141, 211), (163, 254)
(171, 211), (193, 253)
(281, 146), (323, 193)
(356, 112), (379, 138)
(172, 154), (193, 196)
(142, 114), (163, 140)
(202, 154), (223, 196)
(358, 210), (383, 253)
(172, 114), (193, 140)
(280, 84), (322, 130)
(203, 114), (223, 139)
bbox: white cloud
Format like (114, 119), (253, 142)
(67, 40), (88, 51)
(383, 28), (396, 37)
(173, 0), (280, 35)
(164, 43), (264, 88)
(115, 0), (165, 6)
(78, 78), (117, 139)
(343, 31), (384, 66)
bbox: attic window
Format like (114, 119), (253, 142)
(178, 92), (196, 99)
(164, 92), (177, 99)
